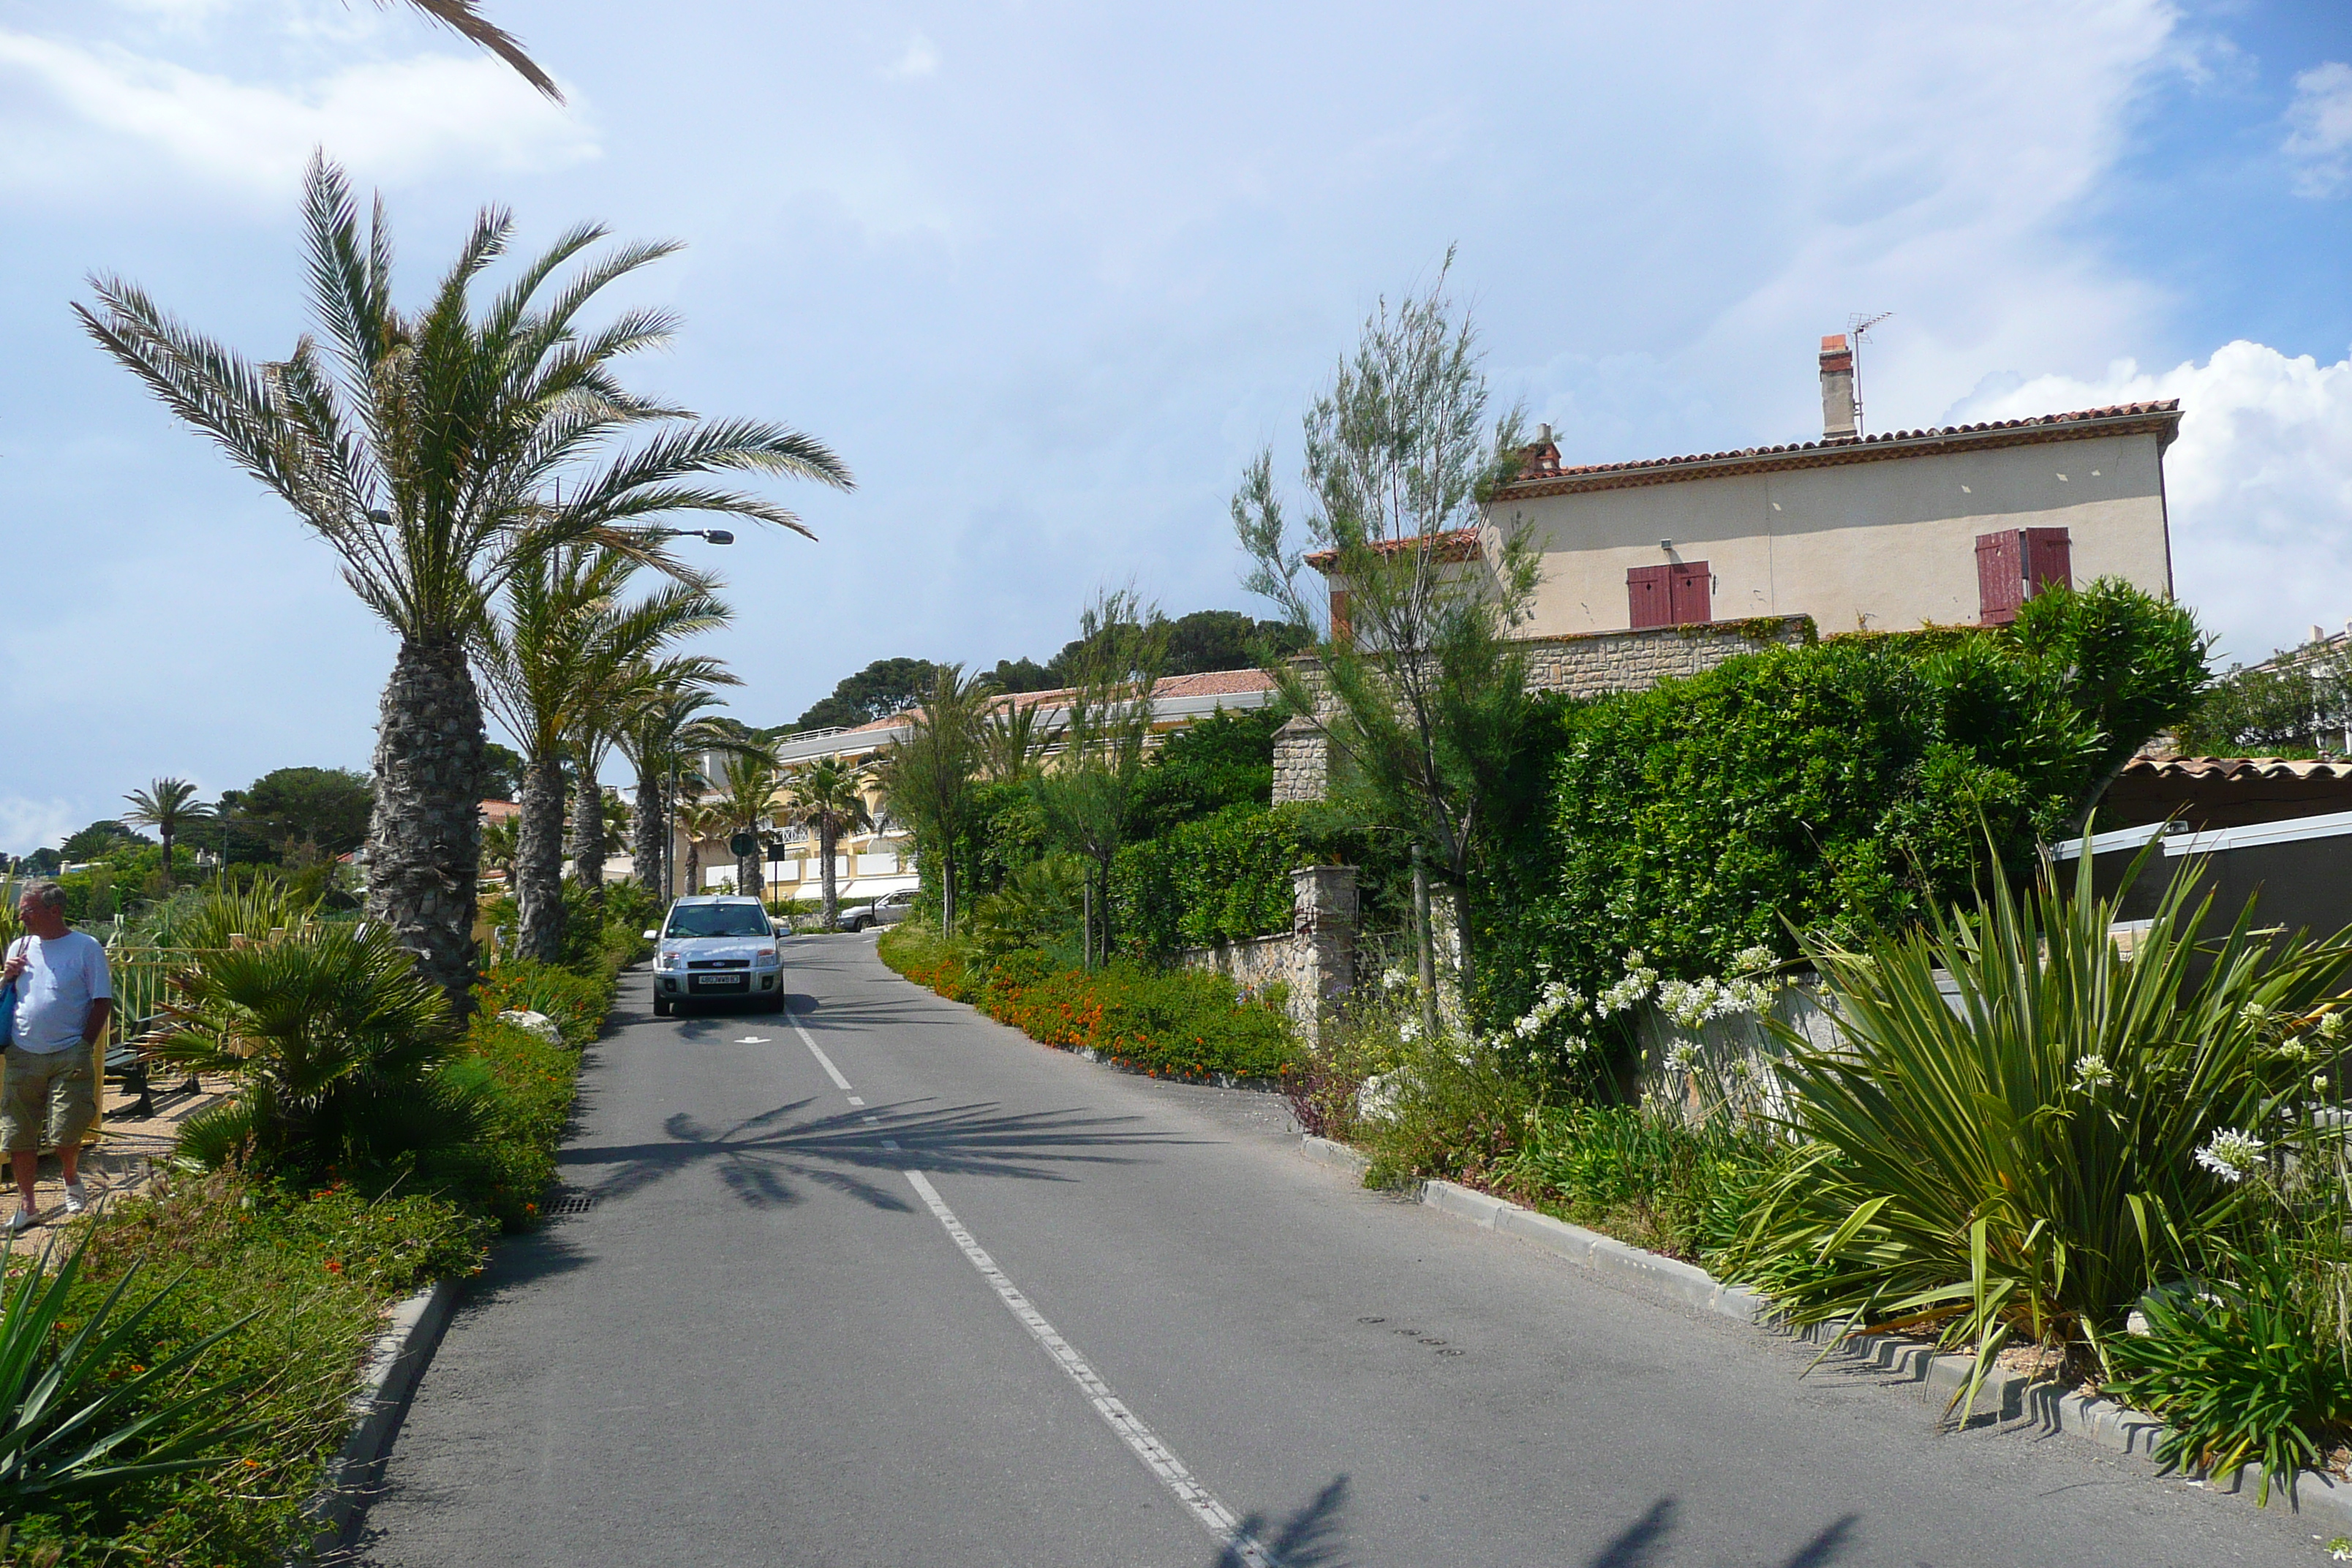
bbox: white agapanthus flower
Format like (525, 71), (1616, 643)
(2072, 1055), (2114, 1092)
(1354, 1072), (1401, 1124)
(1727, 944), (1779, 977)
(2321, 1011), (2348, 1042)
(1381, 966), (1414, 993)
(2238, 1001), (2272, 1030)
(1662, 1041), (1702, 1075)
(1597, 954), (1659, 1018)
(2194, 1128), (2264, 1184)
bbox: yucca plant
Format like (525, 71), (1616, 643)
(1720, 840), (2352, 1411)
(150, 923), (489, 1173)
(0, 1229), (257, 1516)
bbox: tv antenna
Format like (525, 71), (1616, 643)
(1847, 312), (1894, 437)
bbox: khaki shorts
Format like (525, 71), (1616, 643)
(1, 1046), (97, 1154)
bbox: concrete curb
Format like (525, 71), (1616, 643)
(291, 1278), (459, 1562)
(1300, 1136), (2352, 1534)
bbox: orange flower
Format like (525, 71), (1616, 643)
(325, 1259), (344, 1274)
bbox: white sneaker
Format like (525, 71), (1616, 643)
(7, 1208), (35, 1236)
(61, 1183), (87, 1216)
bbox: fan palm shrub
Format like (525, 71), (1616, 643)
(781, 757), (873, 932)
(712, 753), (784, 902)
(150, 922), (489, 1173)
(118, 780), (210, 892)
(1720, 843), (2352, 1409)
(80, 156), (849, 1015)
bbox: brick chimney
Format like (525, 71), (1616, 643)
(1819, 333), (1857, 442)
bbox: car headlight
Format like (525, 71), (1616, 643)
(754, 947), (779, 965)
(655, 950), (681, 971)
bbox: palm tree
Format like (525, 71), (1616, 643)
(121, 777), (211, 891)
(877, 665), (987, 935)
(480, 816), (519, 881)
(781, 757), (873, 932)
(388, 1), (561, 101)
(79, 158), (851, 1010)
(615, 671), (742, 899)
(674, 797), (733, 896)
(978, 695), (1064, 783)
(477, 547), (727, 962)
(711, 753), (783, 902)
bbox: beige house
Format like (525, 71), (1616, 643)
(1466, 336), (2181, 637)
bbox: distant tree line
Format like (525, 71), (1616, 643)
(779, 608), (1310, 737)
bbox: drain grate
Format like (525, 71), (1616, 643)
(546, 1191), (600, 1215)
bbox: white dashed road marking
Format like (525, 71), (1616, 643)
(903, 1170), (1277, 1567)
(785, 1007), (855, 1091)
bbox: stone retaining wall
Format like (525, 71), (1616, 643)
(1181, 866), (1357, 1047)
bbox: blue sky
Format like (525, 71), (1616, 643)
(3, 1), (2349, 853)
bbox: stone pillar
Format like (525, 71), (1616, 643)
(1272, 715), (1330, 804)
(1288, 864), (1359, 1047)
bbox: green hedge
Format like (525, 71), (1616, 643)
(878, 924), (1300, 1081)
(1111, 804), (1306, 955)
(1480, 585), (2204, 1021)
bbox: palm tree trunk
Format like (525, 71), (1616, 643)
(819, 821), (838, 931)
(366, 635), (486, 1017)
(159, 823), (175, 892)
(633, 769), (665, 897)
(571, 758), (606, 908)
(516, 755), (568, 964)
(684, 834), (701, 894)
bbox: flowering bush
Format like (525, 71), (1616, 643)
(878, 923), (1300, 1082)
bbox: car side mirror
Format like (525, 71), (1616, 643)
(641, 929), (658, 941)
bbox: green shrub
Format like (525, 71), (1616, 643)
(1, 1168), (481, 1564)
(976, 957), (1300, 1080)
(880, 924), (1299, 1081)
(2108, 1239), (2352, 1503)
(1715, 845), (2352, 1406)
(1502, 1104), (1776, 1264)
(475, 960), (614, 1047)
(1485, 581), (2206, 1029)
(966, 854), (1087, 966)
(1125, 704), (1284, 840)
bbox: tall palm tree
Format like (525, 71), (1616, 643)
(781, 757), (873, 932)
(478, 547), (728, 962)
(121, 777), (211, 891)
(79, 157), (851, 1010)
(711, 753), (784, 902)
(616, 671), (743, 899)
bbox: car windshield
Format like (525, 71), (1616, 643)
(665, 905), (771, 938)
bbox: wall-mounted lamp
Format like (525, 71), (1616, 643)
(1659, 538), (1673, 552)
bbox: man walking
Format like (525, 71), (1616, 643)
(1, 881), (110, 1232)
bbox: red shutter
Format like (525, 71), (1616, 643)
(1976, 531), (2024, 625)
(2024, 528), (2072, 598)
(1329, 589), (1352, 648)
(1669, 560), (1712, 625)
(1627, 565), (1671, 629)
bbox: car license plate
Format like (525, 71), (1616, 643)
(692, 974), (747, 990)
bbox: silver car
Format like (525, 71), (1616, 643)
(648, 896), (785, 1015)
(840, 888), (917, 932)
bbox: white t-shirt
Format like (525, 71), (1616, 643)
(8, 932), (112, 1055)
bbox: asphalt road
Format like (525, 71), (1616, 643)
(353, 935), (2330, 1567)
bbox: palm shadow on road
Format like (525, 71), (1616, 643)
(559, 1096), (1199, 1213)
(1207, 1486), (1857, 1568)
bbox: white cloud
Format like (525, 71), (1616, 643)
(1949, 342), (2352, 664)
(2285, 61), (2352, 197)
(884, 32), (939, 81)
(0, 796), (83, 859)
(0, 29), (596, 198)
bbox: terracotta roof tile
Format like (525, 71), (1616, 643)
(2120, 755), (2352, 783)
(1501, 401), (2183, 496)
